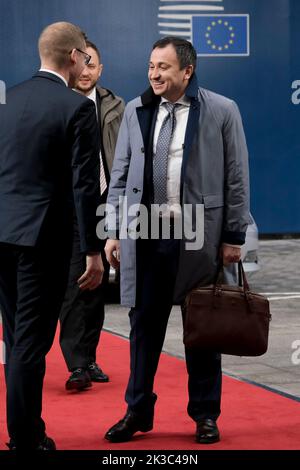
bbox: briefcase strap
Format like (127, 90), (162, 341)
(213, 261), (261, 314)
(216, 261), (250, 293)
(237, 260), (250, 291)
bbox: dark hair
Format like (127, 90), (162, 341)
(85, 39), (101, 63)
(152, 36), (197, 70)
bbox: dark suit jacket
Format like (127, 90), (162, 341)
(0, 71), (102, 253)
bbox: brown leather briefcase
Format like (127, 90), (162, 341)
(183, 262), (271, 356)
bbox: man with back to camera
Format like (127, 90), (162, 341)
(104, 37), (249, 444)
(0, 22), (104, 450)
(59, 40), (124, 391)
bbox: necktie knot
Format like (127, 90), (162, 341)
(162, 102), (180, 135)
(163, 102), (179, 115)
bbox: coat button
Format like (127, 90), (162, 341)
(133, 187), (141, 193)
(141, 147), (145, 153)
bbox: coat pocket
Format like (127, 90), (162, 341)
(203, 194), (224, 247)
(203, 194), (224, 209)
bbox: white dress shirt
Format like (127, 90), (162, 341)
(85, 87), (107, 194)
(153, 95), (190, 218)
(153, 95), (239, 248)
(85, 87), (98, 117)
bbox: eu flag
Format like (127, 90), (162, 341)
(192, 15), (249, 56)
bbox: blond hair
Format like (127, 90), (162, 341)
(38, 22), (86, 68)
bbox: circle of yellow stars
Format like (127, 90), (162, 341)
(205, 19), (235, 51)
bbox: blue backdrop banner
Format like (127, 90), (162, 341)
(0, 0), (299, 234)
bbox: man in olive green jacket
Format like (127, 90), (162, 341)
(59, 40), (124, 391)
(97, 85), (125, 172)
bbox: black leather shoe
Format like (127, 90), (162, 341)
(36, 435), (56, 450)
(7, 435), (56, 450)
(88, 362), (109, 382)
(105, 411), (153, 443)
(6, 440), (16, 450)
(65, 368), (92, 391)
(196, 419), (220, 444)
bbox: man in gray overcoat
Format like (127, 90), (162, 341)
(104, 37), (249, 444)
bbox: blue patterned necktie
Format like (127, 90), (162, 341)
(153, 102), (179, 205)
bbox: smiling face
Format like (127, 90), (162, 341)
(148, 44), (193, 103)
(76, 46), (103, 95)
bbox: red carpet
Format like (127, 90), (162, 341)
(1, 329), (300, 450)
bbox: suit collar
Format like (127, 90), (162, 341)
(140, 73), (199, 106)
(33, 71), (68, 87)
(140, 86), (160, 107)
(96, 85), (116, 100)
(184, 73), (199, 100)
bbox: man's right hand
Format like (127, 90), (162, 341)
(77, 253), (104, 291)
(105, 239), (120, 270)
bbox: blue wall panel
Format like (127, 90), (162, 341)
(0, 0), (299, 233)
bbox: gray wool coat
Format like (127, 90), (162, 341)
(106, 75), (250, 307)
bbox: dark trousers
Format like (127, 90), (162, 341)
(59, 220), (109, 371)
(0, 226), (71, 447)
(125, 238), (222, 422)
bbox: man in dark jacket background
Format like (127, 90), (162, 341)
(59, 40), (124, 390)
(0, 22), (104, 450)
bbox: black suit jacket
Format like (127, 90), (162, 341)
(0, 71), (102, 252)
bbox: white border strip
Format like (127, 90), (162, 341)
(159, 31), (192, 37)
(260, 292), (300, 295)
(161, 1), (223, 3)
(160, 5), (224, 10)
(268, 296), (300, 300)
(158, 22), (191, 28)
(159, 14), (194, 19)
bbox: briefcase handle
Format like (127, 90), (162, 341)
(215, 261), (250, 293)
(237, 260), (250, 291)
(213, 261), (254, 312)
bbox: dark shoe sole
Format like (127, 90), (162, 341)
(104, 424), (153, 443)
(7, 436), (56, 450)
(196, 434), (220, 444)
(139, 423), (153, 433)
(36, 437), (57, 450)
(90, 377), (109, 383)
(65, 381), (92, 391)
